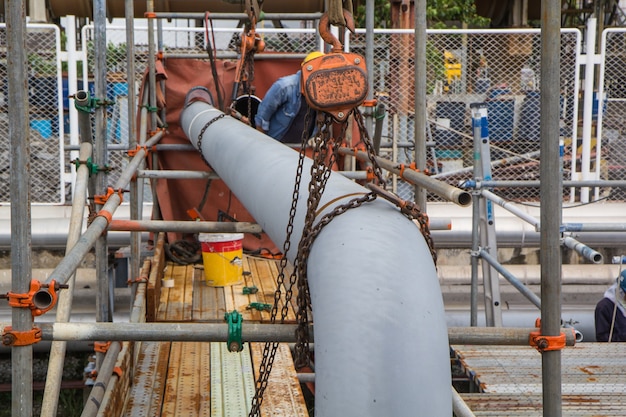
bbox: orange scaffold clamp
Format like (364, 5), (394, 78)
(2, 279), (65, 317)
(2, 326), (42, 346)
(529, 318), (567, 352)
(300, 10), (368, 122)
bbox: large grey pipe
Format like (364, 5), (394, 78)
(181, 93), (451, 416)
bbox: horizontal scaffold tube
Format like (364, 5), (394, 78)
(181, 92), (451, 416)
(338, 146), (471, 206)
(3, 323), (576, 346)
(108, 219), (262, 233)
(562, 236), (604, 264)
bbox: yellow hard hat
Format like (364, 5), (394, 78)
(302, 51), (324, 65)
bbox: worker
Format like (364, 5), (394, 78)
(594, 269), (626, 342)
(254, 51), (324, 144)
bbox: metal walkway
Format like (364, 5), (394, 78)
(453, 343), (626, 416)
(108, 246), (308, 416)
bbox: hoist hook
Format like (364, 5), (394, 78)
(319, 10), (355, 53)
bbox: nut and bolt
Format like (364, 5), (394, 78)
(537, 338), (549, 350)
(306, 64), (314, 71)
(337, 112), (345, 119)
(2, 333), (15, 346)
(354, 58), (361, 64)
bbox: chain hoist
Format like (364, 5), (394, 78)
(249, 8), (434, 415)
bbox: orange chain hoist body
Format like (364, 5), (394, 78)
(301, 52), (368, 122)
(301, 9), (368, 122)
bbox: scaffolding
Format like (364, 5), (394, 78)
(4, 0), (626, 416)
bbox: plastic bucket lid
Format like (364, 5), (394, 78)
(198, 233), (244, 243)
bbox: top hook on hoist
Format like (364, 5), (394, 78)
(300, 9), (368, 122)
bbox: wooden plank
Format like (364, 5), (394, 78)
(247, 256), (297, 322)
(226, 257), (262, 321)
(460, 393), (626, 416)
(165, 263), (187, 321)
(193, 267), (226, 322)
(182, 264), (194, 321)
(156, 262), (174, 322)
(147, 234), (165, 322)
(250, 343), (308, 417)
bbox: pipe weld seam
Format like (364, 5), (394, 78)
(188, 108), (223, 143)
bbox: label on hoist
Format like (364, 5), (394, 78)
(301, 52), (368, 122)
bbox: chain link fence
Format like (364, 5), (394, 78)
(0, 24), (64, 204)
(351, 28), (583, 203)
(4, 22), (625, 206)
(600, 29), (626, 202)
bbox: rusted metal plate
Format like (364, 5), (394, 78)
(123, 341), (171, 417)
(461, 393), (626, 416)
(250, 343), (308, 417)
(454, 343), (626, 415)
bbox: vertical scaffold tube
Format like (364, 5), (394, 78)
(180, 94), (451, 416)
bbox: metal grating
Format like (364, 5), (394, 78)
(454, 343), (626, 416)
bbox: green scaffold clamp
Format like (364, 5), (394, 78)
(224, 310), (243, 352)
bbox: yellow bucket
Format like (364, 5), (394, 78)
(198, 233), (244, 286)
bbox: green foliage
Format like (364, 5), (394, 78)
(426, 41), (446, 93)
(355, 1), (391, 28)
(86, 41), (128, 74)
(426, 0), (490, 28)
(28, 53), (57, 76)
(353, 0), (490, 29)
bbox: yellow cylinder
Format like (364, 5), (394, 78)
(198, 233), (244, 286)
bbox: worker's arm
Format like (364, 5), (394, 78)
(254, 78), (290, 133)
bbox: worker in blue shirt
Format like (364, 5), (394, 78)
(254, 51), (324, 144)
(595, 269), (626, 342)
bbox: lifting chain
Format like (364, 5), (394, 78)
(248, 109), (436, 415)
(250, 106), (388, 416)
(249, 108), (315, 417)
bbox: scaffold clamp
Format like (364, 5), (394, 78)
(529, 331), (566, 352)
(2, 279), (65, 317)
(224, 310), (244, 352)
(2, 326), (42, 346)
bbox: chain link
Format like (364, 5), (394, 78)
(197, 113), (227, 167)
(353, 109), (437, 264)
(250, 106), (436, 415)
(249, 108), (314, 417)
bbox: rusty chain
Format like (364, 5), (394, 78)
(196, 113), (227, 167)
(249, 108), (315, 417)
(250, 105), (437, 415)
